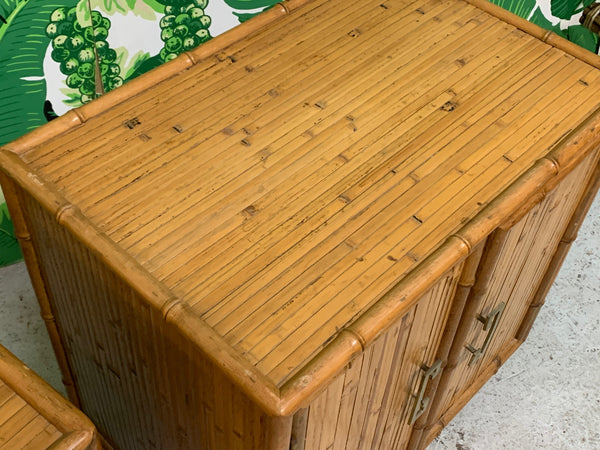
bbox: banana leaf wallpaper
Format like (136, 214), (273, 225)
(0, 0), (598, 267)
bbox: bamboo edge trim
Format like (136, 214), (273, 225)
(5, 0), (599, 156)
(421, 338), (522, 447)
(463, 0), (600, 69)
(166, 303), (283, 407)
(1, 0), (314, 156)
(0, 345), (96, 438)
(405, 241), (486, 450)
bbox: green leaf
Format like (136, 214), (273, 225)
(223, 0), (278, 11)
(529, 7), (568, 38)
(88, 0), (162, 19)
(0, 0), (79, 146)
(0, 0), (19, 18)
(0, 203), (15, 238)
(0, 203), (22, 267)
(0, 0), (28, 44)
(126, 53), (162, 80)
(551, 0), (588, 20)
(76, 0), (92, 27)
(233, 11), (256, 22)
(233, 5), (272, 23)
(488, 0), (536, 19)
(139, 0), (164, 15)
(120, 49), (152, 80)
(60, 87), (84, 108)
(567, 24), (599, 53)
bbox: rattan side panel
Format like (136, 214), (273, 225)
(427, 147), (600, 428)
(19, 190), (282, 450)
(296, 264), (462, 450)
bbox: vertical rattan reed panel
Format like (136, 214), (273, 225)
(297, 264), (461, 450)
(422, 147), (600, 441)
(18, 188), (287, 450)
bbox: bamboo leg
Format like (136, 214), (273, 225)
(407, 241), (486, 450)
(516, 154), (600, 342)
(0, 172), (80, 406)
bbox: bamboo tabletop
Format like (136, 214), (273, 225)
(3, 0), (600, 396)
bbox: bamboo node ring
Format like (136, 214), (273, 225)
(344, 328), (366, 351)
(55, 203), (75, 224)
(161, 297), (182, 319)
(543, 156), (561, 174)
(279, 1), (291, 14)
(15, 231), (32, 241)
(71, 108), (86, 124)
(182, 51), (199, 65)
(542, 30), (554, 43)
(450, 233), (472, 254)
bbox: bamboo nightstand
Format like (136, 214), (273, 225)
(1, 0), (600, 448)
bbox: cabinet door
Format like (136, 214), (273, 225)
(292, 264), (462, 450)
(420, 149), (600, 443)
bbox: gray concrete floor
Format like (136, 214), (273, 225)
(0, 194), (598, 449)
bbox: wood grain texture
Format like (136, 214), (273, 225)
(407, 242), (486, 450)
(517, 152), (600, 341)
(421, 337), (523, 447)
(0, 172), (80, 406)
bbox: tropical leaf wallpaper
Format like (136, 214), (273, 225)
(0, 0), (598, 266)
(490, 0), (598, 51)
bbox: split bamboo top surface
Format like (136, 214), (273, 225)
(0, 345), (98, 449)
(3, 0), (600, 407)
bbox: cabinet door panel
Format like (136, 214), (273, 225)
(296, 264), (462, 450)
(423, 148), (599, 437)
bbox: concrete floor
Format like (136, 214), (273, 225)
(0, 194), (598, 449)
